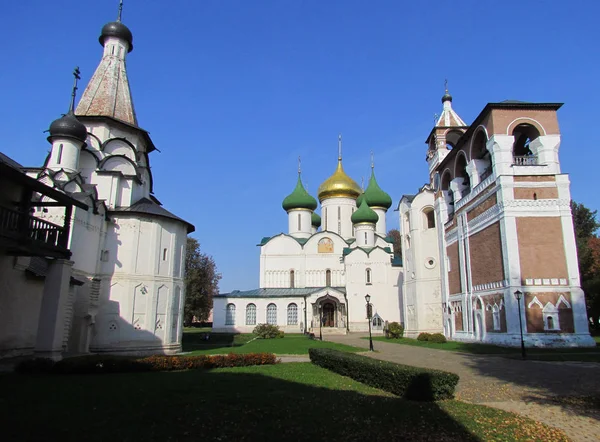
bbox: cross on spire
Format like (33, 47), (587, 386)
(361, 176), (364, 191)
(370, 150), (374, 170)
(338, 134), (342, 161)
(69, 66), (81, 114)
(444, 78), (448, 93)
(298, 156), (302, 175)
(118, 0), (124, 22)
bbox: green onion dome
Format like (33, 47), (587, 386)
(363, 169), (392, 209)
(282, 174), (318, 212)
(356, 191), (364, 207)
(311, 211), (321, 228)
(351, 198), (379, 225)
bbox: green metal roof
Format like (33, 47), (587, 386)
(311, 211), (321, 227)
(217, 287), (347, 298)
(282, 174), (318, 212)
(351, 198), (379, 225)
(363, 169), (392, 209)
(343, 245), (393, 257)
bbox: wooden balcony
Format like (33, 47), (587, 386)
(0, 203), (71, 258)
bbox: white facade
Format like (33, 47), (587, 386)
(0, 14), (193, 360)
(215, 160), (402, 334)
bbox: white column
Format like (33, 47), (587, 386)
(34, 259), (75, 360)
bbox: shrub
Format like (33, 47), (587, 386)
(253, 323), (283, 339)
(417, 332), (432, 341)
(309, 348), (458, 401)
(387, 322), (404, 339)
(17, 353), (279, 375)
(428, 333), (447, 343)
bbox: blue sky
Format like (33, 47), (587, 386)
(1, 1), (599, 292)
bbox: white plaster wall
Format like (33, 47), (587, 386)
(287, 209), (312, 238)
(47, 138), (82, 173)
(0, 257), (45, 358)
(373, 208), (387, 235)
(321, 197), (357, 239)
(213, 296), (307, 333)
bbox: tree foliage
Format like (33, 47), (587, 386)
(571, 201), (600, 327)
(184, 237), (221, 324)
(387, 229), (402, 259)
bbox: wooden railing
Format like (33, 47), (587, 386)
(0, 203), (68, 251)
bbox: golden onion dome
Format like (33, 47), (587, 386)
(317, 159), (362, 202)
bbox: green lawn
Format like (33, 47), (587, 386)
(0, 363), (568, 442)
(368, 336), (600, 362)
(183, 328), (362, 355)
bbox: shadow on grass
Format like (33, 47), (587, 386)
(181, 331), (248, 352)
(0, 369), (480, 442)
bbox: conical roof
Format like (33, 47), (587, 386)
(317, 159), (362, 201)
(282, 174), (318, 212)
(311, 212), (321, 228)
(363, 169), (392, 209)
(351, 198), (379, 225)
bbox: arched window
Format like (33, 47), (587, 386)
(492, 305), (500, 331)
(287, 303), (298, 325)
(267, 303), (277, 325)
(446, 130), (463, 150)
(297, 213), (301, 230)
(57, 144), (63, 164)
(325, 269), (332, 287)
(338, 206), (341, 235)
(364, 231), (368, 244)
(246, 303), (256, 325)
(324, 208), (327, 230)
(290, 270), (295, 288)
(512, 124), (540, 165)
(472, 130), (492, 180)
(455, 154), (470, 197)
(423, 208), (435, 229)
(225, 303), (236, 325)
(366, 268), (372, 285)
(543, 302), (560, 331)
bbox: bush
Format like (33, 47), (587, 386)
(386, 322), (404, 339)
(428, 333), (447, 343)
(16, 353), (279, 375)
(417, 332), (432, 341)
(309, 348), (458, 401)
(253, 323), (283, 339)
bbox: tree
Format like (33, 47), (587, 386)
(184, 237), (221, 325)
(387, 229), (402, 260)
(571, 201), (600, 328)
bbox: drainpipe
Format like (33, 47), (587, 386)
(343, 293), (350, 332)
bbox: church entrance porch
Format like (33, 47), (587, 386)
(308, 291), (347, 335)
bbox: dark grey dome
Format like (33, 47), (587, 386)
(48, 113), (88, 143)
(442, 92), (453, 103)
(99, 21), (133, 52)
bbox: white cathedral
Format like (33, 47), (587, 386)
(214, 139), (404, 335)
(0, 8), (192, 360)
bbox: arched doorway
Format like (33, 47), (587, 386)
(322, 302), (335, 327)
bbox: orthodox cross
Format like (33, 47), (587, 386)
(118, 0), (124, 22)
(444, 78), (448, 93)
(338, 134), (342, 160)
(69, 66), (81, 113)
(298, 156), (301, 175)
(370, 150), (374, 170)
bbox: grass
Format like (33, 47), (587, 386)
(368, 336), (600, 362)
(0, 362), (569, 442)
(183, 328), (363, 355)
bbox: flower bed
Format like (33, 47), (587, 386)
(16, 352), (279, 375)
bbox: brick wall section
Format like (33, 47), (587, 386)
(514, 175), (556, 182)
(487, 109), (560, 136)
(483, 293), (507, 333)
(469, 222), (504, 287)
(447, 242), (461, 295)
(516, 217), (568, 280)
(525, 292), (574, 333)
(454, 310), (463, 331)
(514, 187), (558, 199)
(467, 193), (497, 221)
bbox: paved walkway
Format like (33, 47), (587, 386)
(324, 334), (600, 442)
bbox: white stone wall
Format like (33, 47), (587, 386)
(320, 197), (357, 239)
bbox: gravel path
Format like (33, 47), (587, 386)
(324, 334), (600, 442)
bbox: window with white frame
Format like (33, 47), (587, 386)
(325, 269), (332, 286)
(492, 305), (500, 331)
(267, 303), (277, 325)
(246, 303), (256, 326)
(287, 303), (298, 325)
(225, 303), (236, 325)
(543, 303), (560, 331)
(366, 268), (372, 285)
(290, 270), (295, 288)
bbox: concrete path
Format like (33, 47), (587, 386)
(324, 333), (600, 442)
